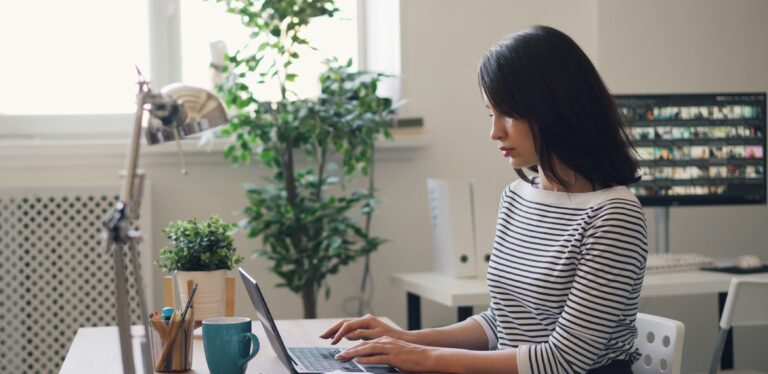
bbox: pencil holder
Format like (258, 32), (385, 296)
(148, 308), (195, 372)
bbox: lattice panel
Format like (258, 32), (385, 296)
(0, 184), (152, 374)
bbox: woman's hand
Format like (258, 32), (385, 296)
(320, 314), (409, 345)
(335, 336), (439, 373)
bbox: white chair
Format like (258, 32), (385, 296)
(632, 312), (686, 374)
(709, 278), (768, 374)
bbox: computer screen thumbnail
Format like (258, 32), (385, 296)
(616, 93), (766, 206)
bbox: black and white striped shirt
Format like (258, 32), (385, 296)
(470, 178), (647, 374)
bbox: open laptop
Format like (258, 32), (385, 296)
(239, 268), (399, 373)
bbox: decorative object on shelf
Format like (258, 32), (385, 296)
(209, 0), (396, 318)
(156, 216), (243, 321)
(103, 69), (229, 374)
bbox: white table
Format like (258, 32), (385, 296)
(61, 318), (397, 373)
(391, 269), (768, 370)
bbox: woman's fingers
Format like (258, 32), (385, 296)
(319, 319), (351, 339)
(345, 328), (375, 341)
(336, 340), (390, 362)
(331, 319), (370, 344)
(322, 315), (384, 344)
(353, 354), (389, 365)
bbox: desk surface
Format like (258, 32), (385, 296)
(391, 270), (768, 307)
(61, 318), (393, 374)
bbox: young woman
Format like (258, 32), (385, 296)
(321, 25), (647, 374)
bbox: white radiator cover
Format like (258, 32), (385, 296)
(0, 183), (153, 373)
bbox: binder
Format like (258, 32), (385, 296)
(426, 178), (477, 278)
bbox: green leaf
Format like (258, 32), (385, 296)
(155, 216), (243, 272)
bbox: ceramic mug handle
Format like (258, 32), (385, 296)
(238, 332), (260, 368)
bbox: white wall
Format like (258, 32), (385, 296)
(2, 0), (767, 372)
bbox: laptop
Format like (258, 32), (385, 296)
(239, 268), (399, 373)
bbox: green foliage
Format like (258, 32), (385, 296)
(208, 0), (394, 315)
(155, 216), (244, 272)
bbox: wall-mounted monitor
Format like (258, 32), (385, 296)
(616, 93), (766, 206)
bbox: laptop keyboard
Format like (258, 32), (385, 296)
(289, 347), (364, 372)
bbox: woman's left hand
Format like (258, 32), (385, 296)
(335, 336), (439, 373)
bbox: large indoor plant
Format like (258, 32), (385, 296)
(155, 216), (244, 321)
(211, 0), (395, 318)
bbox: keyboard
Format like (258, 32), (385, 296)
(289, 347), (364, 372)
(646, 253), (716, 273)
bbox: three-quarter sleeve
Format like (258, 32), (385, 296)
(470, 307), (499, 350)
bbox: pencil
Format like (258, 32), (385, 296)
(156, 283), (198, 370)
(156, 312), (179, 371)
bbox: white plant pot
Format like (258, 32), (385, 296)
(175, 269), (227, 321)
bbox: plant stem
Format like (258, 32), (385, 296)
(273, 27), (303, 253)
(301, 280), (318, 319)
(316, 141), (328, 201)
(271, 107), (303, 256)
(358, 145), (376, 316)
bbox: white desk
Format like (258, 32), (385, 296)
(61, 318), (398, 373)
(391, 270), (768, 370)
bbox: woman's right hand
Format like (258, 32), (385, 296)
(320, 314), (409, 345)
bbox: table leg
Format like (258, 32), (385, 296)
(458, 306), (473, 322)
(407, 292), (421, 330)
(718, 292), (734, 370)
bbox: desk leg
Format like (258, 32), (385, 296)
(407, 292), (421, 330)
(718, 292), (734, 370)
(458, 306), (473, 322)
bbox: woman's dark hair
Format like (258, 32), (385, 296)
(478, 25), (640, 189)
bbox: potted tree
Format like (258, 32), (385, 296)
(210, 0), (395, 318)
(155, 216), (244, 321)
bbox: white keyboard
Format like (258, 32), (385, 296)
(646, 253), (716, 273)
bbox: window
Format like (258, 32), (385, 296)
(0, 0), (150, 115)
(0, 0), (400, 137)
(179, 0), (359, 101)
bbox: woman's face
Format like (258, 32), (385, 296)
(485, 96), (538, 169)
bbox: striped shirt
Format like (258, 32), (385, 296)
(470, 178), (647, 374)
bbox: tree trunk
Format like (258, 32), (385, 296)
(301, 282), (318, 319)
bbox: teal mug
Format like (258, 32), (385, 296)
(202, 317), (260, 374)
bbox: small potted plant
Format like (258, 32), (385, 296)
(155, 216), (243, 321)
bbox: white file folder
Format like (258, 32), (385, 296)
(427, 178), (477, 278)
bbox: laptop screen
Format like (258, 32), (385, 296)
(238, 268), (295, 371)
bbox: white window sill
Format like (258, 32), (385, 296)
(0, 129), (430, 168)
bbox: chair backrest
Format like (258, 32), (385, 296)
(708, 278), (768, 374)
(719, 278), (768, 329)
(163, 275), (236, 318)
(632, 312), (686, 374)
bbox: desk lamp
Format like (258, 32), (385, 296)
(103, 69), (227, 373)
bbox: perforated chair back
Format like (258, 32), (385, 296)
(709, 278), (768, 374)
(632, 312), (686, 374)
